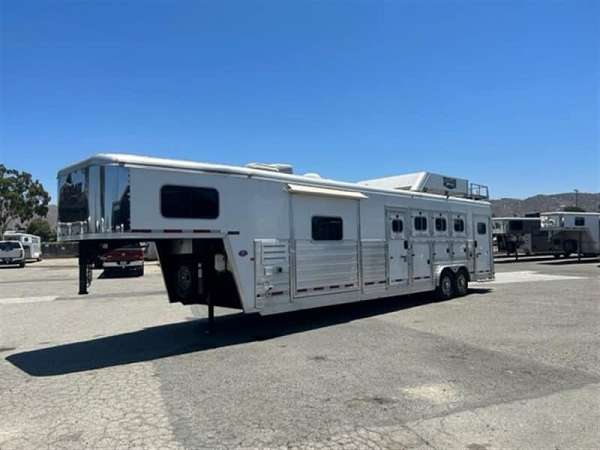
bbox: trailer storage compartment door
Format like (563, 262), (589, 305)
(254, 239), (291, 309)
(290, 192), (360, 298)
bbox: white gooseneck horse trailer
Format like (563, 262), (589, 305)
(57, 154), (494, 319)
(540, 212), (600, 256)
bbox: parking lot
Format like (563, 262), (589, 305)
(1, 257), (598, 449)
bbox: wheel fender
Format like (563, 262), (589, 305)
(434, 266), (455, 287)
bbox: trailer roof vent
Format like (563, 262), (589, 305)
(246, 162), (293, 174)
(303, 172), (322, 179)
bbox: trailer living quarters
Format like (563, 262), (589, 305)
(540, 212), (600, 256)
(57, 154), (494, 317)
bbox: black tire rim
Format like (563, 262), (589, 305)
(441, 275), (453, 297)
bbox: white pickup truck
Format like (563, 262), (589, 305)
(0, 241), (26, 268)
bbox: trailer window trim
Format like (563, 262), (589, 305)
(160, 185), (220, 219)
(311, 216), (343, 241)
(477, 222), (487, 235)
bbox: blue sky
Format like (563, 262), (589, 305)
(1, 0), (598, 201)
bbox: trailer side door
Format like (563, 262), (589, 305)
(473, 214), (492, 276)
(386, 210), (409, 286)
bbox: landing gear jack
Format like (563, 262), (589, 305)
(78, 242), (93, 295)
(206, 295), (215, 335)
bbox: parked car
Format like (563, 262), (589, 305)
(0, 241), (26, 268)
(101, 245), (145, 276)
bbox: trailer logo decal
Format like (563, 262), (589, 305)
(443, 177), (457, 189)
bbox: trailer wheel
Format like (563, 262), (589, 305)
(505, 242), (517, 254)
(563, 240), (577, 257)
(436, 271), (455, 301)
(455, 270), (469, 296)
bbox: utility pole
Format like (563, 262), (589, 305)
(574, 189), (581, 263)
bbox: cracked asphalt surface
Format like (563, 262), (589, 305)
(1, 256), (599, 449)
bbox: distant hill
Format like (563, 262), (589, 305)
(491, 192), (600, 217)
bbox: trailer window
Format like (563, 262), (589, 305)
(435, 217), (447, 232)
(161, 186), (219, 219)
(392, 219), (403, 233)
(453, 218), (465, 233)
(574, 217), (585, 226)
(477, 222), (487, 234)
(414, 216), (427, 231)
(58, 169), (89, 223)
(312, 216), (343, 241)
(509, 220), (523, 231)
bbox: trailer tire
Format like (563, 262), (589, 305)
(563, 240), (577, 257)
(19, 262), (25, 268)
(436, 270), (455, 301)
(137, 266), (144, 277)
(505, 242), (517, 254)
(455, 270), (469, 296)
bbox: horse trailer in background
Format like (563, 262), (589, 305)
(2, 232), (42, 261)
(57, 154), (494, 320)
(540, 212), (600, 257)
(492, 217), (557, 256)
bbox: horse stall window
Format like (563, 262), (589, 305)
(161, 185), (219, 219)
(312, 216), (343, 241)
(392, 219), (403, 233)
(575, 217), (585, 226)
(414, 216), (427, 231)
(477, 222), (487, 234)
(454, 218), (465, 233)
(435, 217), (447, 232)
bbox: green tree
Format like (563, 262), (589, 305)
(0, 164), (51, 235)
(26, 218), (56, 242)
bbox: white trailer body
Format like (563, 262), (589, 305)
(2, 232), (42, 260)
(540, 212), (600, 256)
(57, 154), (494, 316)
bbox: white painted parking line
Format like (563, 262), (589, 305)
(0, 295), (58, 305)
(488, 271), (584, 285)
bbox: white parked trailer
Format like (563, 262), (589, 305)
(2, 232), (42, 260)
(57, 154), (494, 318)
(540, 212), (600, 256)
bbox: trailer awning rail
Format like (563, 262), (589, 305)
(287, 184), (368, 199)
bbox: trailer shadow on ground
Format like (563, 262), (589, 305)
(539, 258), (599, 266)
(7, 289), (491, 377)
(493, 256), (561, 264)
